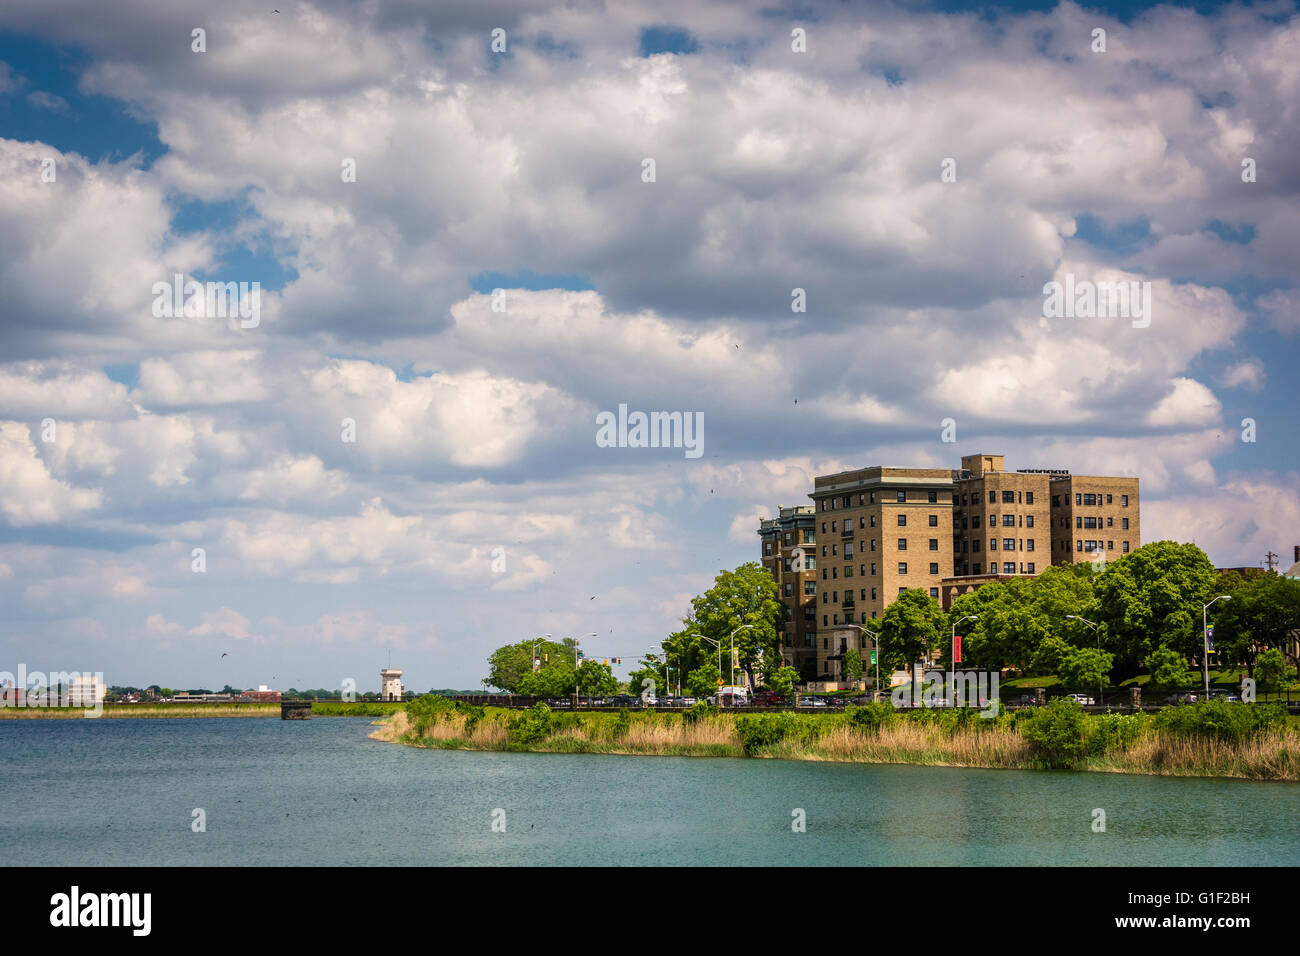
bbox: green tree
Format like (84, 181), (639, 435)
(1255, 647), (1297, 693)
(1144, 644), (1194, 692)
(685, 660), (722, 699)
(765, 664), (801, 697)
(878, 589), (946, 672)
(1057, 645), (1113, 695)
(842, 647), (864, 681)
(575, 659), (618, 696)
(485, 637), (576, 693)
(664, 562), (785, 689)
(1095, 541), (1218, 671)
(1214, 573), (1300, 679)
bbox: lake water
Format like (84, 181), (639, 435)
(3, 717), (1298, 866)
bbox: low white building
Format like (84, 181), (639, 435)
(380, 668), (403, 701)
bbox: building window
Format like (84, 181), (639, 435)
(1106, 517), (1113, 527)
(1003, 562), (1016, 574)
(989, 538), (998, 551)
(1027, 563), (1035, 573)
(1026, 515), (1034, 528)
(858, 494), (864, 505)
(1026, 492), (1034, 505)
(870, 515), (876, 527)
(871, 587), (877, 600)
(861, 589), (867, 600)
(897, 514), (907, 526)
(871, 539), (877, 552)
(929, 562), (939, 575)
(764, 541), (772, 555)
(805, 556), (815, 570)
(1076, 540), (1083, 551)
(1122, 495), (1129, 507)
(783, 558), (792, 572)
(988, 491), (996, 503)
(896, 491), (906, 502)
(832, 567), (838, 578)
(871, 563), (877, 575)
(1075, 493), (1082, 505)
(784, 583), (792, 597)
(972, 563), (981, 575)
(783, 532), (792, 546)
(972, 515), (981, 529)
(1026, 539), (1035, 552)
(806, 530), (815, 543)
(1123, 541), (1130, 553)
(1122, 518), (1129, 530)
(859, 517), (866, 529)
(1003, 538), (1015, 551)
(929, 587), (939, 598)
(1002, 490), (1015, 503)
(1076, 517), (1083, 528)
(842, 494), (851, 508)
(929, 514), (939, 527)
(823, 592), (828, 604)
(845, 565), (854, 577)
(832, 544), (838, 555)
(897, 539), (907, 550)
(928, 490), (938, 503)
(821, 522), (826, 533)
(972, 540), (981, 552)
(804, 581), (815, 595)
(929, 538), (939, 551)
(1106, 494), (1113, 504)
(1002, 514), (1015, 527)
(898, 562), (908, 574)
(1052, 495), (1060, 507)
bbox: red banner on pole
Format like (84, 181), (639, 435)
(954, 635), (962, 664)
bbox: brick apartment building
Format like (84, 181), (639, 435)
(759, 453), (1140, 681)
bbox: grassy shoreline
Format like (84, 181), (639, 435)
(0, 701), (405, 719)
(371, 699), (1300, 782)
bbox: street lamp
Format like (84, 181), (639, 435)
(1066, 615), (1103, 706)
(1202, 596), (1231, 700)
(531, 633), (552, 673)
(950, 615), (978, 706)
(726, 624), (755, 692)
(571, 632), (598, 700)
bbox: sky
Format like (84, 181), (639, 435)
(0, 0), (1297, 693)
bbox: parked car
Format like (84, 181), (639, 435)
(681, 697), (698, 706)
(799, 696), (827, 707)
(1066, 693), (1095, 705)
(1163, 692), (1198, 705)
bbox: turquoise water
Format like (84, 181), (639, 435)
(2, 717), (1297, 866)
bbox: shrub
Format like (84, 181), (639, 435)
(683, 701), (720, 725)
(1019, 698), (1087, 768)
(845, 702), (898, 733)
(1153, 700), (1286, 744)
(507, 702), (555, 745)
(1085, 712), (1148, 756)
(735, 713), (795, 755)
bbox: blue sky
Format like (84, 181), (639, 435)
(0, 0), (1297, 692)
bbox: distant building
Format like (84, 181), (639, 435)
(67, 675), (105, 707)
(380, 668), (404, 701)
(239, 685), (282, 702)
(0, 682), (24, 706)
(762, 452), (1141, 681)
(1286, 546), (1300, 580)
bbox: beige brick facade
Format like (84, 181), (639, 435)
(759, 453), (1141, 676)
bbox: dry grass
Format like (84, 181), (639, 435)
(1089, 730), (1300, 780)
(618, 716), (738, 752)
(371, 707), (1300, 781)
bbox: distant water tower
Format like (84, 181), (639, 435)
(380, 668), (404, 701)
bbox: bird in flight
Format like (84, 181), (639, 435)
(221, 652), (228, 658)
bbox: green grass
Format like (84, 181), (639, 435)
(1000, 675), (1062, 689)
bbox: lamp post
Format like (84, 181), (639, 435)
(570, 632), (598, 701)
(726, 624), (755, 693)
(950, 615), (978, 706)
(531, 633), (552, 674)
(1202, 596), (1231, 700)
(1066, 615), (1103, 706)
